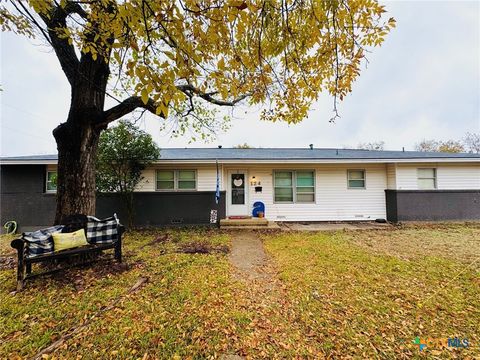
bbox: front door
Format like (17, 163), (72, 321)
(227, 171), (249, 216)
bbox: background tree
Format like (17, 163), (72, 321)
(96, 121), (160, 227)
(463, 132), (480, 153)
(437, 140), (465, 153)
(415, 139), (465, 153)
(356, 141), (385, 151)
(233, 143), (254, 149)
(415, 139), (439, 152)
(1, 0), (394, 223)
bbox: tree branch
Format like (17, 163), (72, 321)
(100, 96), (161, 127)
(101, 84), (251, 129)
(176, 84), (250, 106)
(36, 1), (85, 85)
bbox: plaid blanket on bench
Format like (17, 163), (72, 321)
(22, 225), (64, 258)
(21, 214), (120, 258)
(86, 214), (120, 244)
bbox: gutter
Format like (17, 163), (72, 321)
(1, 158), (480, 165)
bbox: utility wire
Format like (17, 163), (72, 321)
(2, 103), (54, 121)
(0, 124), (54, 143)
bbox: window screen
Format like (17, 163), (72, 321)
(347, 170), (366, 189)
(417, 168), (436, 189)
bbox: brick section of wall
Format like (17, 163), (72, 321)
(385, 190), (480, 222)
(1, 165), (225, 231)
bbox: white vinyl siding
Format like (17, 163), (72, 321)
(133, 161), (479, 221)
(242, 164), (387, 221)
(436, 165), (480, 189)
(137, 163), (387, 220)
(386, 163), (397, 189)
(396, 163), (480, 190)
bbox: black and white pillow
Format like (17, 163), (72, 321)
(86, 214), (119, 244)
(22, 225), (64, 258)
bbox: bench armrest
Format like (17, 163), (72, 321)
(11, 238), (25, 251)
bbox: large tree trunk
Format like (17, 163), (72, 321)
(53, 122), (101, 224)
(53, 56), (109, 224)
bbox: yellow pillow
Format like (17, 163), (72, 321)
(52, 229), (88, 252)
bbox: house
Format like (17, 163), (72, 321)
(1, 148), (479, 231)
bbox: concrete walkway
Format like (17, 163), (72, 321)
(224, 231), (280, 359)
(229, 231), (268, 279)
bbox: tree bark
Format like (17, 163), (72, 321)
(54, 122), (101, 224)
(53, 54), (109, 224)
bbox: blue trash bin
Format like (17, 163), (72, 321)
(252, 201), (265, 217)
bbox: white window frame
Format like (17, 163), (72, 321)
(347, 169), (366, 189)
(273, 170), (315, 204)
(46, 170), (57, 193)
(417, 168), (437, 190)
(156, 170), (197, 191)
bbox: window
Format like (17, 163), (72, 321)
(156, 170), (175, 190)
(46, 171), (57, 192)
(347, 170), (366, 189)
(417, 168), (436, 189)
(156, 170), (196, 191)
(296, 171), (315, 202)
(274, 171), (293, 202)
(274, 171), (315, 203)
(178, 170), (196, 190)
(231, 173), (245, 204)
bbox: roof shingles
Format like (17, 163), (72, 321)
(1, 148), (480, 162)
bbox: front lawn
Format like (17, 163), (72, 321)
(1, 224), (478, 359)
(263, 223), (480, 358)
(0, 229), (239, 358)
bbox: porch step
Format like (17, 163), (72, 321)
(221, 222), (281, 230)
(220, 218), (269, 227)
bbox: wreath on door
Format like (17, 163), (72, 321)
(233, 176), (243, 187)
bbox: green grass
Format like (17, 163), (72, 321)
(262, 225), (480, 358)
(1, 225), (479, 358)
(0, 229), (240, 358)
(0, 233), (16, 255)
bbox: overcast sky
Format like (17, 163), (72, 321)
(1, 1), (479, 156)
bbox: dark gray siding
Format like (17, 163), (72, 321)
(97, 192), (226, 226)
(1, 165), (225, 231)
(0, 165), (56, 230)
(385, 190), (398, 222)
(385, 190), (480, 222)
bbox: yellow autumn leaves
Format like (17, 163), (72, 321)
(3, 0), (394, 124)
